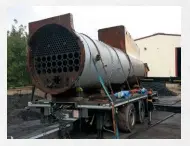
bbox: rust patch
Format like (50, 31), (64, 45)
(98, 25), (126, 53)
(28, 13), (74, 38)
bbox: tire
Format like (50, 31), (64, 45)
(118, 103), (136, 133)
(136, 100), (145, 123)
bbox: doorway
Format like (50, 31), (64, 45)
(175, 47), (181, 77)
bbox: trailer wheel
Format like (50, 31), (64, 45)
(136, 100), (145, 123)
(118, 103), (136, 133)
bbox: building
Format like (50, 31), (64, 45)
(135, 33), (181, 77)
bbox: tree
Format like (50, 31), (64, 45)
(7, 19), (31, 88)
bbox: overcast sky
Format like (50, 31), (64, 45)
(7, 6), (181, 40)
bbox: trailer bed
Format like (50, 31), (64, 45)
(76, 92), (157, 110)
(29, 92), (158, 110)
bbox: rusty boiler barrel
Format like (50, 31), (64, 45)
(28, 24), (145, 95)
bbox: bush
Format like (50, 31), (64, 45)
(7, 19), (31, 88)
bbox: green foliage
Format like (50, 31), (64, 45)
(7, 19), (31, 88)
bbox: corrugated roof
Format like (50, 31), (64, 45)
(134, 33), (181, 41)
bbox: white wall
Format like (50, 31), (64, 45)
(125, 31), (140, 59)
(135, 35), (180, 77)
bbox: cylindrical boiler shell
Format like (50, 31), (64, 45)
(75, 33), (145, 88)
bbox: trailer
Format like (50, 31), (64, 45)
(26, 89), (158, 139)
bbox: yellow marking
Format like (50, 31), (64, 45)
(143, 79), (154, 81)
(173, 80), (181, 82)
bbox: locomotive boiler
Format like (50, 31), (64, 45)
(27, 13), (146, 95)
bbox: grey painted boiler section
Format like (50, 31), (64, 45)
(75, 33), (145, 88)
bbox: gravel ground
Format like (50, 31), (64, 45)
(7, 94), (42, 126)
(141, 82), (181, 96)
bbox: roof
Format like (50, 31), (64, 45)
(134, 33), (181, 41)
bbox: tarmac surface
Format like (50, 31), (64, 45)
(131, 113), (180, 139)
(70, 111), (181, 139)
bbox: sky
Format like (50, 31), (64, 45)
(7, 6), (181, 40)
